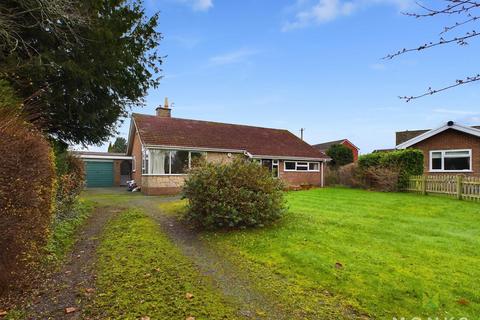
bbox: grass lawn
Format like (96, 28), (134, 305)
(170, 188), (480, 319)
(44, 199), (93, 263)
(87, 209), (238, 319)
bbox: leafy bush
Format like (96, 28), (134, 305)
(338, 163), (362, 187)
(361, 167), (400, 192)
(182, 158), (287, 230)
(0, 113), (56, 295)
(326, 144), (354, 167)
(45, 199), (92, 262)
(358, 149), (423, 190)
(357, 152), (383, 168)
(324, 166), (339, 186)
(54, 150), (85, 221)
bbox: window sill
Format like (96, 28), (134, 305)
(284, 170), (320, 173)
(429, 170), (473, 173)
(142, 174), (188, 176)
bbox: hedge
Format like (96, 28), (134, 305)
(358, 149), (424, 189)
(0, 113), (56, 296)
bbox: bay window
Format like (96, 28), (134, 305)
(144, 149), (206, 175)
(430, 149), (472, 172)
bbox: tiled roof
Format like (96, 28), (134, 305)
(132, 114), (328, 160)
(312, 139), (346, 151)
(396, 126), (480, 145)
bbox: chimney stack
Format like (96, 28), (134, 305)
(155, 97), (171, 118)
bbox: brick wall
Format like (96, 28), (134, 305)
(207, 152), (240, 163)
(131, 130), (143, 185)
(278, 160), (322, 187)
(113, 160), (121, 186)
(411, 128), (480, 175)
(342, 140), (359, 162)
(142, 175), (186, 195)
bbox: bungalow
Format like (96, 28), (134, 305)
(126, 101), (330, 195)
(396, 121), (480, 175)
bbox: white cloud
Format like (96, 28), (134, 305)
(209, 48), (259, 66)
(370, 62), (386, 70)
(175, 0), (213, 11)
(192, 0), (213, 11)
(283, 0), (413, 31)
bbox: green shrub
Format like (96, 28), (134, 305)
(182, 158), (287, 230)
(326, 144), (354, 167)
(54, 151), (86, 221)
(357, 152), (383, 168)
(45, 199), (93, 262)
(0, 112), (56, 296)
(358, 149), (423, 190)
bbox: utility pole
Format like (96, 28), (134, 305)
(300, 128), (305, 140)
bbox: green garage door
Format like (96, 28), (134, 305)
(85, 161), (114, 187)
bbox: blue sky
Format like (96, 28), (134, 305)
(85, 0), (480, 153)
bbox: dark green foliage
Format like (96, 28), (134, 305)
(358, 149), (424, 189)
(1, 0), (162, 145)
(108, 137), (127, 153)
(182, 158), (287, 230)
(326, 144), (354, 167)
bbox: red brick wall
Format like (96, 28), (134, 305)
(278, 160), (322, 186)
(113, 160), (122, 186)
(131, 130), (143, 186)
(411, 129), (480, 175)
(341, 140), (359, 161)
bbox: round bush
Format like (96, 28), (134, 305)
(182, 158), (287, 230)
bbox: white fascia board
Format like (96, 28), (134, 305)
(396, 123), (480, 149)
(79, 155), (132, 160)
(126, 117), (145, 155)
(145, 145), (246, 154)
(251, 155), (330, 161)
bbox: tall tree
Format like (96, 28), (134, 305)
(386, 1), (480, 101)
(1, 0), (162, 145)
(108, 137), (127, 153)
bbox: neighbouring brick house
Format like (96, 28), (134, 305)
(313, 139), (359, 161)
(396, 121), (480, 175)
(127, 102), (330, 195)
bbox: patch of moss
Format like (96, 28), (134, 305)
(158, 199), (188, 216)
(87, 209), (238, 319)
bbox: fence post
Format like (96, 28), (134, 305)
(422, 175), (427, 195)
(456, 175), (463, 200)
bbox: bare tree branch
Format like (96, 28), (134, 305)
(400, 74), (480, 101)
(385, 0), (480, 100)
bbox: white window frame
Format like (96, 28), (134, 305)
(284, 161), (320, 172)
(142, 148), (149, 174)
(132, 155), (136, 172)
(429, 149), (472, 172)
(143, 149), (206, 176)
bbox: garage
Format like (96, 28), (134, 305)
(72, 151), (132, 188)
(85, 161), (114, 187)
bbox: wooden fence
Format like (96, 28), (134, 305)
(407, 175), (480, 201)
